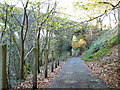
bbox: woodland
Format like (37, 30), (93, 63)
(0, 0), (119, 89)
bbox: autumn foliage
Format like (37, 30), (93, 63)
(71, 39), (86, 48)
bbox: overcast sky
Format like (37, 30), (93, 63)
(0, 0), (118, 28)
(0, 0), (81, 21)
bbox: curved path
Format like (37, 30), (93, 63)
(49, 57), (110, 89)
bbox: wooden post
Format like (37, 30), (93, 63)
(33, 47), (38, 89)
(51, 50), (54, 72)
(45, 49), (48, 78)
(0, 44), (7, 89)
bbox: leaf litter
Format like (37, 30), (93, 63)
(84, 44), (119, 88)
(13, 61), (65, 89)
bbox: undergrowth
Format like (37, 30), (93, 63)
(82, 29), (119, 61)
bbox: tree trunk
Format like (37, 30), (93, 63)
(51, 50), (54, 72)
(37, 38), (40, 73)
(20, 1), (29, 80)
(45, 49), (48, 78)
(55, 54), (57, 68)
(20, 41), (24, 80)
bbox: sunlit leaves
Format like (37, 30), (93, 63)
(29, 1), (41, 6)
(71, 39), (86, 48)
(73, 0), (119, 24)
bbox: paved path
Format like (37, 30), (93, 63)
(49, 57), (110, 89)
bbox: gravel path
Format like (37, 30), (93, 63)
(49, 57), (110, 89)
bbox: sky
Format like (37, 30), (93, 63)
(0, 0), (81, 21)
(0, 0), (118, 28)
(56, 0), (82, 22)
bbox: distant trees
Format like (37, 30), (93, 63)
(0, 0), (83, 87)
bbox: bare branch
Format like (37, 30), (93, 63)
(98, 1), (120, 9)
(24, 47), (33, 60)
(12, 34), (21, 59)
(23, 12), (29, 41)
(72, 1), (119, 25)
(24, 0), (29, 8)
(20, 0), (25, 7)
(98, 2), (115, 7)
(21, 0), (29, 41)
(36, 1), (57, 38)
(85, 10), (107, 22)
(11, 14), (21, 26)
(84, 1), (120, 23)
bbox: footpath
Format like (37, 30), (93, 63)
(49, 57), (110, 89)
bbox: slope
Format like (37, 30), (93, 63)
(82, 29), (119, 88)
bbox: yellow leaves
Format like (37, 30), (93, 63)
(79, 38), (86, 45)
(71, 39), (86, 48)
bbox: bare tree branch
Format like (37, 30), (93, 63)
(11, 14), (21, 26)
(84, 10), (107, 23)
(69, 1), (120, 28)
(98, 2), (115, 7)
(98, 1), (120, 9)
(23, 12), (29, 41)
(20, 0), (25, 7)
(24, 47), (33, 60)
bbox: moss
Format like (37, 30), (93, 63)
(92, 48), (111, 59)
(83, 48), (111, 61)
(82, 29), (119, 61)
(82, 57), (95, 61)
(83, 36), (117, 61)
(103, 35), (118, 48)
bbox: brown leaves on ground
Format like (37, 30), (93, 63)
(84, 44), (120, 88)
(13, 61), (65, 89)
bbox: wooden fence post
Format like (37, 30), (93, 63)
(45, 49), (48, 78)
(0, 44), (7, 89)
(51, 50), (54, 72)
(33, 47), (38, 89)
